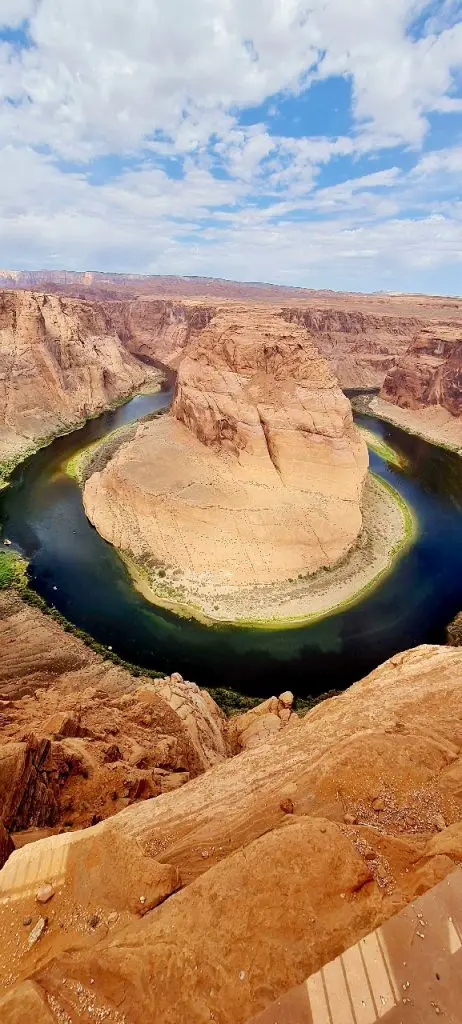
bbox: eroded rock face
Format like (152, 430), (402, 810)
(380, 327), (462, 416)
(0, 593), (229, 833)
(281, 307), (424, 389)
(83, 308), (368, 600)
(0, 821), (13, 869)
(119, 298), (215, 369)
(447, 611), (462, 647)
(0, 290), (160, 464)
(2, 643), (462, 1021)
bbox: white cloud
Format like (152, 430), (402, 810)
(0, 0), (460, 159)
(0, 1), (461, 292)
(0, 1), (35, 27)
(413, 145), (462, 175)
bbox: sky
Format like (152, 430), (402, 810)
(0, 0), (461, 294)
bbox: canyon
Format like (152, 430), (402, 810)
(1, 278), (460, 480)
(367, 324), (462, 451)
(0, 272), (461, 1021)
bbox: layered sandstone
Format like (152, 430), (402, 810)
(2, 273), (462, 395)
(380, 327), (462, 415)
(1, 269), (462, 320)
(370, 326), (462, 449)
(82, 308), (368, 617)
(0, 290), (161, 467)
(2, 642), (462, 1021)
(281, 306), (423, 389)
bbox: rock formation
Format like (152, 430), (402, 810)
(368, 326), (462, 449)
(0, 592), (232, 838)
(447, 610), (462, 646)
(0, 290), (161, 468)
(0, 592), (298, 846)
(82, 308), (368, 615)
(281, 306), (423, 389)
(2, 640), (462, 1021)
(380, 326), (462, 415)
(1, 282), (460, 477)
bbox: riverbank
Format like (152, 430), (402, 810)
(356, 424), (409, 469)
(65, 404), (167, 485)
(118, 471), (416, 628)
(355, 395), (462, 455)
(0, 375), (164, 492)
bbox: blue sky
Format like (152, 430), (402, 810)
(0, 0), (461, 294)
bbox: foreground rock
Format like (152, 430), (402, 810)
(2, 642), (462, 1021)
(447, 611), (462, 646)
(83, 308), (368, 618)
(0, 592), (231, 835)
(0, 592), (298, 843)
(0, 290), (161, 469)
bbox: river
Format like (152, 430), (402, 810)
(1, 389), (462, 699)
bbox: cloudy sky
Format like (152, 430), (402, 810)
(0, 0), (461, 293)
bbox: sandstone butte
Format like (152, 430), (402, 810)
(82, 308), (370, 614)
(2, 590), (462, 1023)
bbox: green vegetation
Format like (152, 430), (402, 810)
(65, 423), (135, 484)
(208, 688), (261, 715)
(207, 686), (343, 717)
(357, 425), (409, 469)
(66, 408), (167, 485)
(0, 550), (28, 590)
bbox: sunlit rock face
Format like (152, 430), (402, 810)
(0, 289), (158, 463)
(83, 307), (368, 591)
(380, 327), (462, 417)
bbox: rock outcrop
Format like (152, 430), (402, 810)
(281, 306), (423, 389)
(83, 308), (368, 616)
(2, 642), (462, 1021)
(0, 821), (13, 869)
(380, 326), (462, 416)
(447, 611), (462, 646)
(0, 593), (230, 835)
(0, 290), (161, 467)
(368, 326), (462, 449)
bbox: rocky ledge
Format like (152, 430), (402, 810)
(0, 591), (296, 849)
(1, 607), (462, 1022)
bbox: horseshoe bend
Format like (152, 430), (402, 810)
(81, 307), (408, 622)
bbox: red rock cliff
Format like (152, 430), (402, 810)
(380, 326), (462, 416)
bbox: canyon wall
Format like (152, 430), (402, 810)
(366, 326), (462, 450)
(380, 326), (462, 416)
(1, 269), (461, 319)
(1, 281), (460, 471)
(0, 290), (161, 466)
(281, 306), (424, 388)
(82, 307), (368, 612)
